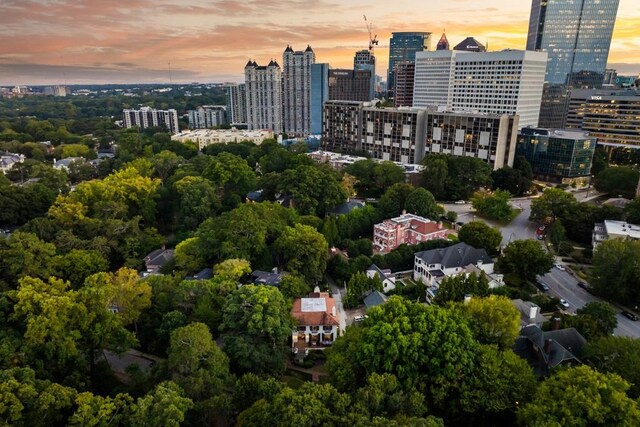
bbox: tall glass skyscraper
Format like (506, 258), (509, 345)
(527, 0), (619, 128)
(387, 32), (431, 96)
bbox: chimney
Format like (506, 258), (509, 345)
(313, 285), (320, 293)
(463, 294), (472, 304)
(552, 317), (561, 330)
(437, 221), (443, 230)
(272, 267), (278, 274)
(528, 304), (538, 320)
(544, 339), (552, 354)
(402, 209), (407, 215)
(331, 306), (336, 317)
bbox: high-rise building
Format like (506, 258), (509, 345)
(393, 62), (415, 107)
(453, 37), (486, 52)
(283, 45), (315, 136)
(310, 63), (330, 135)
(516, 127), (597, 183)
(225, 83), (247, 126)
(321, 101), (363, 153)
(321, 101), (519, 168)
(245, 59), (283, 133)
(44, 86), (68, 97)
(603, 69), (618, 87)
(187, 106), (227, 129)
(354, 50), (376, 100)
(566, 89), (640, 148)
(387, 32), (431, 95)
(527, 0), (620, 128)
(328, 69), (372, 102)
(436, 32), (450, 51)
(413, 50), (547, 128)
(122, 107), (180, 134)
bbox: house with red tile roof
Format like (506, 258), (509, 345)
(291, 291), (340, 356)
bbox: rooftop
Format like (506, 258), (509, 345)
(415, 242), (493, 269)
(291, 292), (339, 327)
(604, 220), (640, 239)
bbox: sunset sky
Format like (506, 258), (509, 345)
(0, 0), (638, 85)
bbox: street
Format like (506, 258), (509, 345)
(539, 267), (640, 338)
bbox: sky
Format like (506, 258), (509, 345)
(0, 0), (639, 85)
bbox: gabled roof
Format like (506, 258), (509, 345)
(514, 326), (586, 375)
(284, 45), (294, 53)
(291, 292), (339, 326)
(364, 290), (388, 308)
(188, 268), (213, 281)
(305, 45), (313, 52)
(329, 199), (365, 216)
(251, 269), (287, 286)
(415, 242), (492, 269)
(144, 249), (175, 266)
(367, 264), (392, 282)
(436, 32), (450, 50)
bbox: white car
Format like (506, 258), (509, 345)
(554, 263), (566, 271)
(354, 315), (366, 322)
(559, 299), (570, 308)
(454, 200), (466, 205)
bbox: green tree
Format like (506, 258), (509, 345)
(174, 176), (219, 229)
(276, 164), (348, 216)
(50, 249), (109, 289)
(220, 285), (294, 374)
(203, 152), (257, 208)
(517, 366), (640, 426)
(150, 150), (183, 185)
(321, 216), (339, 247)
(129, 381), (193, 427)
(458, 221), (503, 254)
(491, 167), (531, 197)
(514, 155), (533, 180)
(344, 272), (383, 308)
(497, 239), (554, 282)
(275, 224), (328, 283)
(547, 219), (566, 246)
(69, 392), (133, 426)
(378, 183), (415, 218)
(591, 238), (640, 304)
(564, 301), (617, 339)
(624, 196), (640, 225)
(583, 336), (640, 398)
(279, 274), (311, 300)
(471, 190), (513, 222)
(213, 258), (251, 281)
(168, 323), (230, 401)
(421, 156), (448, 200)
(345, 159), (405, 197)
(462, 295), (520, 349)
(0, 231), (56, 286)
(405, 188), (440, 219)
(174, 237), (207, 274)
(434, 273), (489, 304)
(594, 166), (639, 198)
(529, 188), (577, 223)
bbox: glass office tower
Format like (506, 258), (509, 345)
(387, 32), (431, 96)
(527, 0), (619, 128)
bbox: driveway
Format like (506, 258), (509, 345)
(325, 275), (347, 336)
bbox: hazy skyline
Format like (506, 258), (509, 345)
(1, 0), (639, 85)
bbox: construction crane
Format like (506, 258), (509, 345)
(363, 15), (378, 52)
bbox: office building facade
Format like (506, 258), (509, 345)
(387, 32), (431, 94)
(453, 37), (486, 52)
(283, 45), (315, 136)
(187, 106), (227, 129)
(310, 63), (330, 135)
(225, 83), (247, 126)
(322, 101), (519, 168)
(245, 60), (283, 133)
(393, 61), (415, 107)
(566, 89), (640, 148)
(328, 69), (372, 102)
(516, 127), (597, 183)
(122, 107), (179, 134)
(354, 50), (376, 100)
(527, 0), (620, 128)
(413, 50), (547, 128)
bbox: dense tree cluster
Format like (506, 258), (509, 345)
(421, 154), (492, 200)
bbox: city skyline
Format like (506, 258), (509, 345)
(0, 0), (639, 85)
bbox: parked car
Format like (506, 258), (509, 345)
(354, 315), (367, 322)
(536, 280), (550, 292)
(554, 263), (566, 271)
(454, 200), (467, 205)
(622, 311), (639, 321)
(456, 221), (465, 227)
(559, 299), (570, 308)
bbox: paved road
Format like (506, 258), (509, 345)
(538, 267), (640, 338)
(443, 198), (538, 246)
(326, 276), (347, 336)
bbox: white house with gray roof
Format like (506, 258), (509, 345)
(366, 264), (396, 293)
(413, 242), (494, 286)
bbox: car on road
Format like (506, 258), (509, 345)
(622, 311), (639, 321)
(536, 280), (550, 292)
(577, 282), (594, 294)
(454, 200), (467, 204)
(554, 263), (566, 271)
(559, 299), (570, 308)
(354, 315), (367, 322)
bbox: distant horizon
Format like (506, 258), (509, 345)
(0, 0), (638, 86)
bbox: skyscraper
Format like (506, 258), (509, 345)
(245, 60), (283, 133)
(310, 63), (330, 135)
(123, 107), (180, 134)
(282, 45), (315, 136)
(393, 62), (415, 107)
(436, 33), (449, 51)
(225, 83), (247, 126)
(354, 50), (376, 100)
(387, 32), (431, 95)
(413, 50), (547, 128)
(527, 0), (620, 128)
